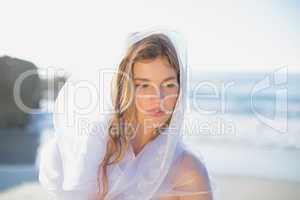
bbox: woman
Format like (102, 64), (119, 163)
(38, 28), (217, 200)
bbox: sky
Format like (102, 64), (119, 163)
(0, 0), (299, 73)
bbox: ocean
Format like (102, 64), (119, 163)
(183, 69), (300, 183)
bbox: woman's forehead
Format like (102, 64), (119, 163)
(133, 57), (177, 81)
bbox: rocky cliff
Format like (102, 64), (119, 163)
(0, 56), (42, 128)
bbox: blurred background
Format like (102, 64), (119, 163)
(0, 0), (299, 199)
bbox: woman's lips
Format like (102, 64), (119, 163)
(147, 108), (165, 117)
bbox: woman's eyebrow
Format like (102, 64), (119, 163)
(134, 76), (176, 82)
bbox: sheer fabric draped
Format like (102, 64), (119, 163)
(38, 28), (218, 200)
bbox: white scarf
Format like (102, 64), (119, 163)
(38, 27), (216, 200)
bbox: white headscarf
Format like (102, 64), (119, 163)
(38, 27), (217, 200)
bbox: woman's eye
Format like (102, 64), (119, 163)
(135, 84), (149, 88)
(165, 83), (176, 88)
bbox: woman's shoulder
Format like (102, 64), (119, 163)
(172, 149), (212, 191)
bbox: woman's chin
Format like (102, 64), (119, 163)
(138, 113), (170, 128)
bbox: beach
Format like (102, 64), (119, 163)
(214, 175), (300, 200)
(1, 70), (299, 200)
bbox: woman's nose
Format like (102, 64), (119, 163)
(151, 86), (165, 101)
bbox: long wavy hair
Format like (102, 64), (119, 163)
(96, 33), (181, 200)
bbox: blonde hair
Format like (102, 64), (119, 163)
(97, 33), (180, 199)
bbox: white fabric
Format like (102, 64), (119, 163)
(38, 27), (218, 200)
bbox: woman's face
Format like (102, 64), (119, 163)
(133, 56), (179, 130)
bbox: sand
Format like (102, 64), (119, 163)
(214, 175), (300, 200)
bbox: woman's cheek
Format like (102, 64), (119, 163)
(135, 97), (149, 114)
(162, 97), (177, 113)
